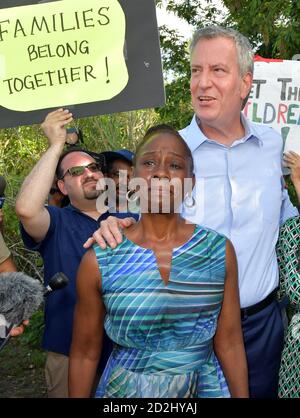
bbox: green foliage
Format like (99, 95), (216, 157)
(76, 109), (158, 153)
(19, 310), (45, 350)
(224, 0), (300, 59)
(0, 125), (47, 176)
(159, 27), (190, 75)
(0, 124), (46, 278)
(162, 0), (225, 26)
(160, 0), (300, 60)
(156, 76), (193, 129)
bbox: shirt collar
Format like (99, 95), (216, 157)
(240, 113), (264, 147)
(185, 113), (263, 153)
(67, 203), (81, 213)
(67, 203), (104, 222)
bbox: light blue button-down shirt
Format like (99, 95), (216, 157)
(180, 114), (297, 308)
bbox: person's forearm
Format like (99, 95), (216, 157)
(15, 143), (64, 218)
(69, 356), (99, 397)
(215, 342), (249, 398)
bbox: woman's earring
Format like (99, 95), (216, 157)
(184, 193), (196, 208)
(126, 190), (140, 213)
(126, 190), (139, 202)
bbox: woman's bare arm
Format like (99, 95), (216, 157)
(213, 240), (249, 398)
(69, 248), (105, 397)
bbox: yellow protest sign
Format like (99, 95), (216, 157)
(0, 0), (128, 111)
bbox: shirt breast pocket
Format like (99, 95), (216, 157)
(261, 177), (282, 225)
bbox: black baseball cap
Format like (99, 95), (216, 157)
(102, 149), (134, 165)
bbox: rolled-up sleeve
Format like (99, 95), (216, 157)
(280, 188), (298, 225)
(0, 231), (10, 264)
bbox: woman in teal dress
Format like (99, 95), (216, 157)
(69, 125), (248, 398)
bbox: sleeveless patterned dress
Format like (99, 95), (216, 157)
(94, 225), (230, 398)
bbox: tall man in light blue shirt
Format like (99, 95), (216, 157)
(179, 26), (297, 398)
(87, 26), (297, 398)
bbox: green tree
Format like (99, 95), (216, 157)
(77, 109), (157, 152)
(224, 0), (300, 59)
(0, 125), (47, 278)
(159, 0), (300, 58)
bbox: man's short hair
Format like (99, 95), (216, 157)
(190, 25), (254, 76)
(56, 147), (105, 180)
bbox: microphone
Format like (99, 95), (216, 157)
(44, 272), (69, 296)
(0, 271), (69, 350)
(0, 176), (6, 208)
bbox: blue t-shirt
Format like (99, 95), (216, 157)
(20, 204), (111, 358)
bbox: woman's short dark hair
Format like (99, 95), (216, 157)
(134, 124), (194, 175)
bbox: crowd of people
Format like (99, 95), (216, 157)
(1, 25), (299, 398)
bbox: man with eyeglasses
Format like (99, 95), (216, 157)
(15, 108), (112, 398)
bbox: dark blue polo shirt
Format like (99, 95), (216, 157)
(20, 204), (111, 360)
(101, 210), (139, 222)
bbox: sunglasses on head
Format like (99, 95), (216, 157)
(60, 162), (102, 179)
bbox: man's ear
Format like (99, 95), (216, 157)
(241, 72), (253, 101)
(57, 179), (68, 196)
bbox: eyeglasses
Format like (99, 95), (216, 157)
(60, 162), (102, 179)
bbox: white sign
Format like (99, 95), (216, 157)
(243, 56), (300, 156)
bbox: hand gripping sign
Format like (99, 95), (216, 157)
(0, 0), (128, 111)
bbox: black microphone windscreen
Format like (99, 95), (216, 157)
(0, 176), (6, 197)
(0, 272), (44, 325)
(48, 272), (69, 291)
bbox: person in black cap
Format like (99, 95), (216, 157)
(102, 149), (139, 220)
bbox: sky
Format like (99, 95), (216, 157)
(155, 1), (228, 40)
(155, 3), (194, 40)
